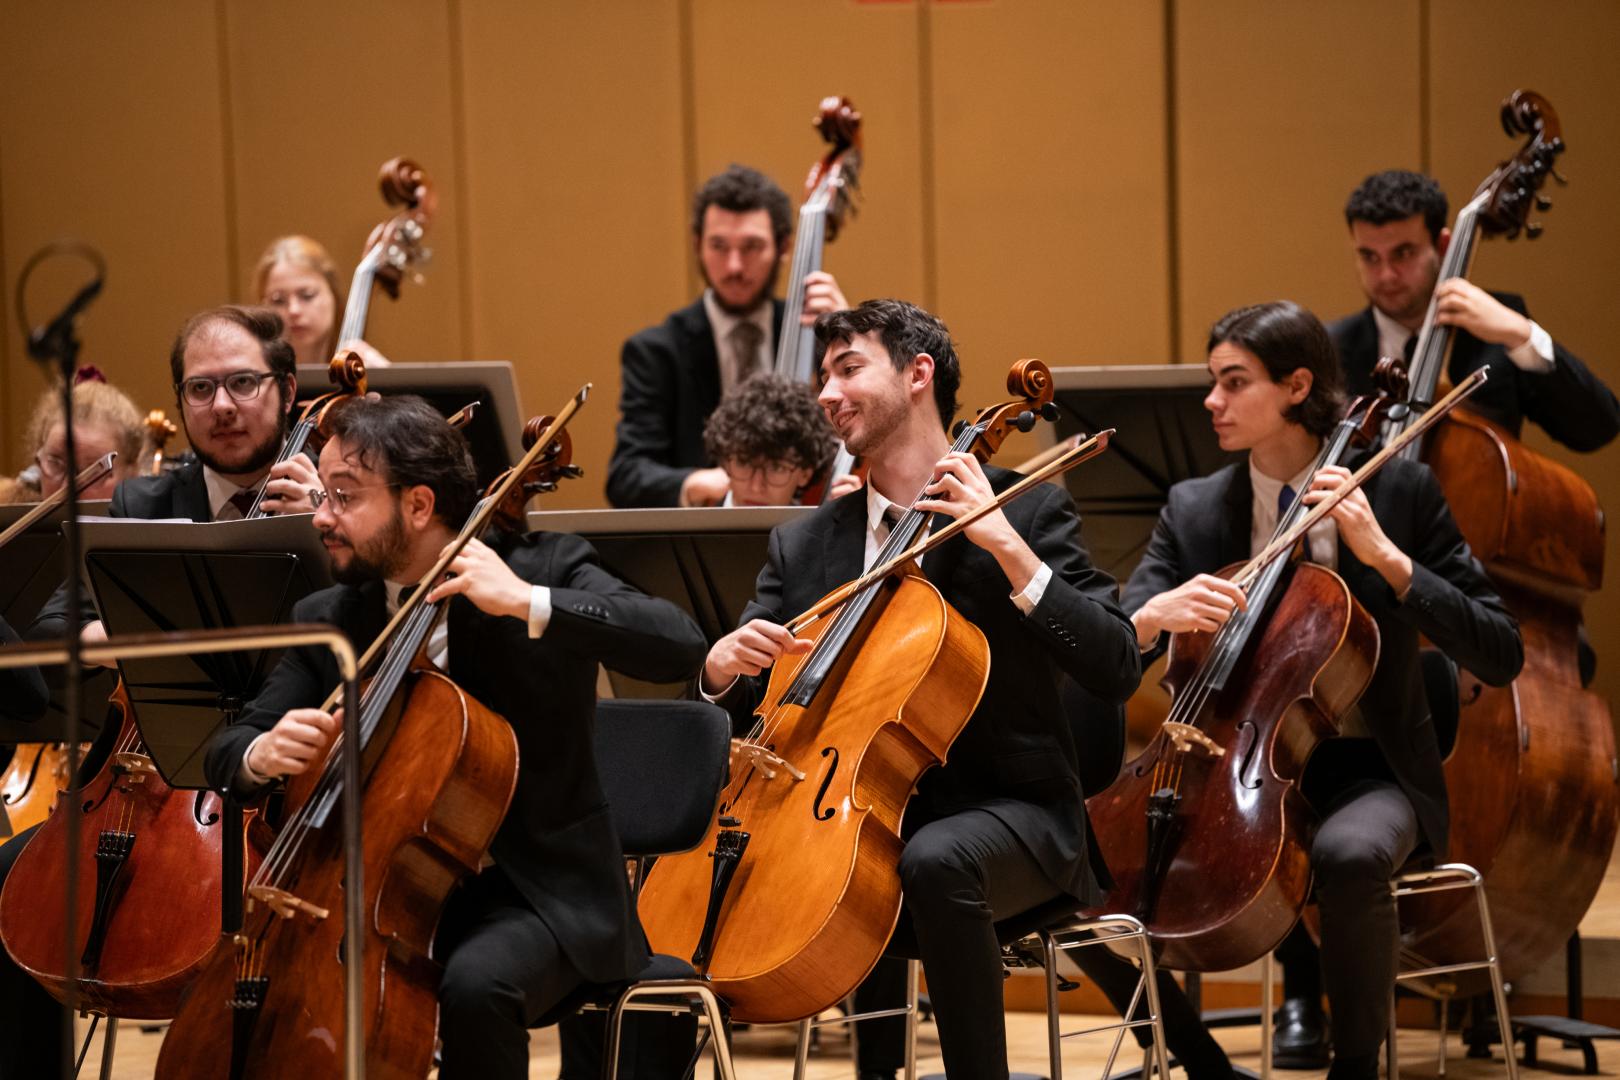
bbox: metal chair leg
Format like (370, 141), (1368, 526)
(1260, 952), (1275, 1080)
(1472, 874), (1519, 1080)
(1388, 987), (1400, 1079)
(792, 1017), (814, 1080)
(604, 980), (738, 1080)
(904, 959), (920, 1080)
(1042, 932), (1065, 1080)
(1137, 928), (1171, 1080)
(96, 1016), (119, 1080)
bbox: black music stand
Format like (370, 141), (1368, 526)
(1047, 365), (1238, 583)
(297, 360), (524, 486)
(78, 516), (332, 929)
(0, 501), (116, 746)
(525, 506), (812, 698)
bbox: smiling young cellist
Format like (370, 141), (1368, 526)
(659, 299), (1142, 1079)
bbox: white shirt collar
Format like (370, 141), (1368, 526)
(202, 465), (257, 520)
(1371, 305), (1415, 365)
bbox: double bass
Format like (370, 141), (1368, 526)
(1086, 368), (1487, 972)
(773, 95), (864, 502)
(638, 362), (1099, 1022)
(1387, 90), (1618, 989)
(155, 397), (585, 1078)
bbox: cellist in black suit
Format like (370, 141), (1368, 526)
(700, 299), (1141, 1079)
(203, 395), (708, 1078)
(1, 305), (321, 1079)
(1071, 302), (1523, 1080)
(606, 164), (848, 509)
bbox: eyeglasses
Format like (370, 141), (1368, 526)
(307, 483), (398, 514)
(723, 459), (803, 484)
(33, 451), (68, 481)
(177, 371), (279, 407)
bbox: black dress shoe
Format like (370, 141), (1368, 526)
(1273, 996), (1331, 1069)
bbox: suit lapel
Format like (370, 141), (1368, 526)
(824, 492), (868, 597)
(175, 463), (212, 523)
(677, 300), (722, 410)
(1217, 464), (1253, 568)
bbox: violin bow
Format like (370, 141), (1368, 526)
(0, 452), (118, 552)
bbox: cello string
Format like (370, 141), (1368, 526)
(753, 422), (981, 750)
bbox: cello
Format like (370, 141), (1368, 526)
(0, 357), (369, 1019)
(154, 396), (585, 1079)
(638, 362), (1111, 1023)
(1384, 90), (1618, 988)
(1086, 367), (1487, 972)
(773, 96), (865, 503)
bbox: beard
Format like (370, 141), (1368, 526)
(188, 391), (291, 478)
(702, 258), (781, 316)
(326, 504), (408, 586)
(841, 387), (910, 458)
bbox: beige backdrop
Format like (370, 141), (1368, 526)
(4, 0), (1618, 706)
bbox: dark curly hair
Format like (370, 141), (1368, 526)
(1344, 169), (1449, 243)
(1207, 301), (1346, 437)
(168, 304), (296, 410)
(692, 165), (793, 249)
(322, 395), (478, 527)
(812, 299), (962, 429)
(703, 374), (837, 473)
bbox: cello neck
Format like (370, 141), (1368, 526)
(338, 246), (384, 347)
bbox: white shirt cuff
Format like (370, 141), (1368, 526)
(1011, 561), (1053, 615)
(527, 585), (552, 639)
(1506, 320), (1555, 373)
(237, 732), (273, 788)
(699, 674), (739, 703)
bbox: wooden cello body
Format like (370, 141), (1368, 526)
(154, 672), (517, 1078)
(1087, 562), (1379, 971)
(638, 567), (988, 1021)
(0, 686), (243, 1017)
(1404, 409), (1617, 984)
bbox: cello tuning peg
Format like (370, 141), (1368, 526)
(1526, 222), (1544, 240)
(1535, 195), (1553, 211)
(560, 465), (584, 479)
(1040, 402), (1060, 422)
(1015, 410), (1036, 433)
(1551, 168), (1569, 185)
(951, 420), (968, 438)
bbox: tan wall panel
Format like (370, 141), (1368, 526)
(1426, 0), (1620, 708)
(0, 0), (231, 467)
(458, 0), (688, 509)
(225, 0), (464, 371)
(930, 0), (1169, 463)
(1175, 0), (1422, 363)
(688, 0), (928, 346)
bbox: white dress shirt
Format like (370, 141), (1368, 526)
(1248, 458), (1337, 570)
(203, 466), (260, 521)
(1373, 303), (1553, 376)
(702, 288), (774, 394)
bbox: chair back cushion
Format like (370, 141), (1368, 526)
(593, 698), (731, 856)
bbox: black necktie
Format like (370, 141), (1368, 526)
(1402, 335), (1417, 366)
(225, 488), (257, 520)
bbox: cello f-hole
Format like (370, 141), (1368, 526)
(812, 747), (840, 822)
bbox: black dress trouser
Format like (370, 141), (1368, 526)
(0, 825), (68, 1080)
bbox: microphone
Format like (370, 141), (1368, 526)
(26, 274), (103, 362)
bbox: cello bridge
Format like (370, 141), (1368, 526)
(249, 885), (330, 922)
(730, 739), (806, 781)
(1162, 722), (1225, 758)
(112, 753), (157, 782)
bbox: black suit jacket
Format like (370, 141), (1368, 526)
(204, 530), (709, 983)
(1328, 296), (1620, 452)
(1122, 456), (1523, 855)
(715, 468), (1141, 905)
(27, 462), (213, 644)
(606, 297), (787, 508)
(0, 616), (48, 723)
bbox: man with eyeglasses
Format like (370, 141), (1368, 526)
(3, 304), (323, 1076)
